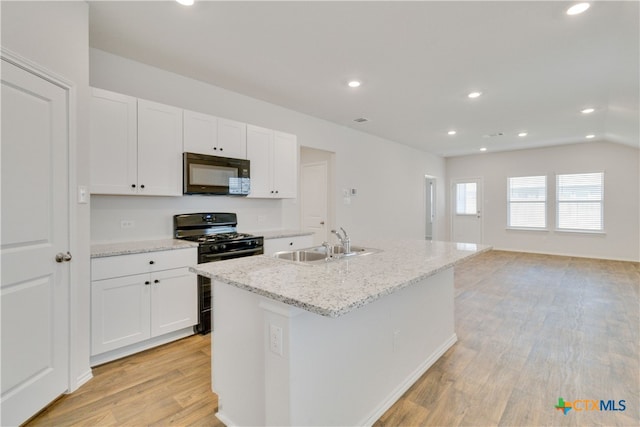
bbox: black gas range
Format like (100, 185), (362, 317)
(174, 212), (264, 334)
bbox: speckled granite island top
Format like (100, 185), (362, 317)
(91, 239), (198, 258)
(190, 239), (491, 318)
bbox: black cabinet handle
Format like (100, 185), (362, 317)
(131, 184), (136, 188)
(220, 148), (223, 151)
(149, 260), (155, 265)
(213, 147), (218, 150)
(154, 279), (160, 284)
(145, 281), (150, 285)
(140, 184), (145, 189)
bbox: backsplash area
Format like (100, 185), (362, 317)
(90, 195), (283, 243)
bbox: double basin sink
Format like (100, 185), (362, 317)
(273, 244), (381, 264)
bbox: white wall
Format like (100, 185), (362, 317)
(446, 141), (640, 261)
(1, 1), (92, 388)
(89, 49), (446, 243)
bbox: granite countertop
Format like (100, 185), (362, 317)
(244, 230), (314, 240)
(190, 239), (491, 318)
(91, 239), (199, 258)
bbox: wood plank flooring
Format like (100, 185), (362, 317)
(25, 250), (639, 426)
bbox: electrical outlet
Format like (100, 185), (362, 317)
(269, 323), (283, 356)
(120, 220), (135, 229)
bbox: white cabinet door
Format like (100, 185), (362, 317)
(90, 88), (137, 194)
(91, 274), (151, 355)
(183, 109), (218, 155)
(273, 131), (298, 198)
(137, 99), (183, 196)
(218, 118), (247, 159)
(246, 124), (273, 198)
(246, 125), (298, 198)
(150, 267), (198, 337)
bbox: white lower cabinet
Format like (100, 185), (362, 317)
(90, 248), (197, 365)
(263, 235), (314, 255)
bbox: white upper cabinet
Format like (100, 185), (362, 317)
(183, 110), (246, 159)
(90, 88), (138, 195)
(273, 131), (298, 198)
(217, 118), (247, 159)
(90, 88), (183, 196)
(183, 110), (217, 154)
(137, 99), (183, 196)
(246, 125), (298, 198)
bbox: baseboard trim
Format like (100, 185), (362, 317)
(360, 333), (458, 426)
(90, 328), (194, 367)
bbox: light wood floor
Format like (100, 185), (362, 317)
(26, 250), (639, 426)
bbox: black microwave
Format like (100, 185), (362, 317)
(183, 152), (250, 196)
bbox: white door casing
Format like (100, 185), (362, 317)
(451, 178), (483, 244)
(1, 57), (70, 426)
(301, 161), (329, 245)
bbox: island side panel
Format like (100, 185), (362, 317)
(285, 268), (456, 426)
(212, 280), (266, 426)
(212, 267), (456, 426)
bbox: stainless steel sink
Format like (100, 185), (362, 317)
(272, 250), (327, 262)
(273, 245), (381, 264)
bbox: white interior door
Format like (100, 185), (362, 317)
(1, 58), (70, 426)
(451, 178), (483, 244)
(301, 161), (328, 245)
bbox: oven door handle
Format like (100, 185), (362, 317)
(200, 248), (263, 262)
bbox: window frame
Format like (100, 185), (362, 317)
(555, 172), (605, 233)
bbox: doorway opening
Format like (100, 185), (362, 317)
(300, 147), (335, 246)
(425, 175), (437, 240)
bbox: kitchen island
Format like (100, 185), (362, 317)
(190, 239), (490, 426)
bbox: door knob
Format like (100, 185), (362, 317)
(55, 252), (72, 263)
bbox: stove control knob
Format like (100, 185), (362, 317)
(210, 245), (219, 252)
(220, 244), (227, 250)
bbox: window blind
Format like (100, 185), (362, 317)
(556, 172), (604, 231)
(508, 175), (546, 228)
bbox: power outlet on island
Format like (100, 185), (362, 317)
(269, 323), (283, 356)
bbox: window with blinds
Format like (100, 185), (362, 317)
(455, 182), (477, 215)
(508, 175), (547, 228)
(556, 172), (604, 231)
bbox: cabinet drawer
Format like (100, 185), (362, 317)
(92, 248), (197, 281)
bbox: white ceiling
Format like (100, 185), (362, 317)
(89, 1), (639, 157)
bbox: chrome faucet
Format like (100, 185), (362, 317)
(331, 227), (351, 253)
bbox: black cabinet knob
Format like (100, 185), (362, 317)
(220, 148), (224, 151)
(149, 260), (155, 265)
(154, 279), (160, 284)
(140, 184), (145, 189)
(145, 281), (150, 285)
(131, 184), (136, 188)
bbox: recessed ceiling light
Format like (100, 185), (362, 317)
(480, 147), (487, 152)
(176, 0), (194, 5)
(448, 130), (457, 135)
(518, 132), (528, 137)
(581, 107), (595, 114)
(566, 3), (590, 15)
(348, 81), (361, 88)
(468, 91), (482, 99)
(586, 134), (595, 139)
